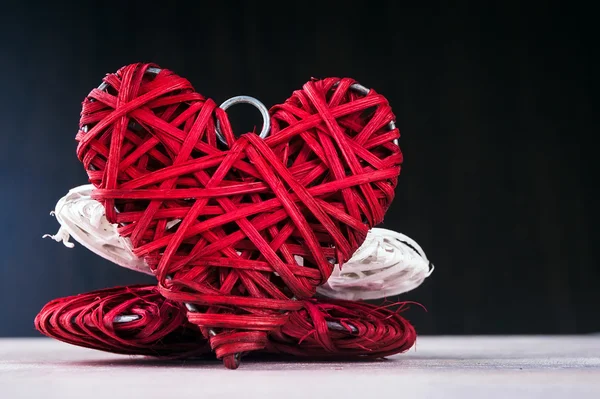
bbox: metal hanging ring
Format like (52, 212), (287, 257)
(215, 95), (271, 146)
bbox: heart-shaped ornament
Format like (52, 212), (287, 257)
(35, 284), (416, 360)
(75, 63), (402, 368)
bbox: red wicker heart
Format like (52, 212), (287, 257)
(35, 284), (416, 359)
(75, 63), (402, 368)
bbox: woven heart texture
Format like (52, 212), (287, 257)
(75, 63), (402, 367)
(35, 285), (416, 359)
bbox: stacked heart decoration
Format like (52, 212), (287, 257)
(38, 63), (431, 369)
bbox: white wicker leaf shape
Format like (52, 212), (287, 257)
(316, 228), (434, 300)
(43, 185), (151, 275)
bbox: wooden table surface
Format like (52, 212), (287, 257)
(2, 336), (599, 398)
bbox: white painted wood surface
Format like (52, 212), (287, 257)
(2, 336), (599, 398)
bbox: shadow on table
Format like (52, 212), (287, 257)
(66, 353), (394, 370)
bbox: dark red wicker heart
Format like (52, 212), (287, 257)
(75, 63), (402, 368)
(35, 284), (416, 360)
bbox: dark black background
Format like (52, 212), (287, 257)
(1, 1), (597, 336)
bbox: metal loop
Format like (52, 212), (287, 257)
(216, 95), (271, 146)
